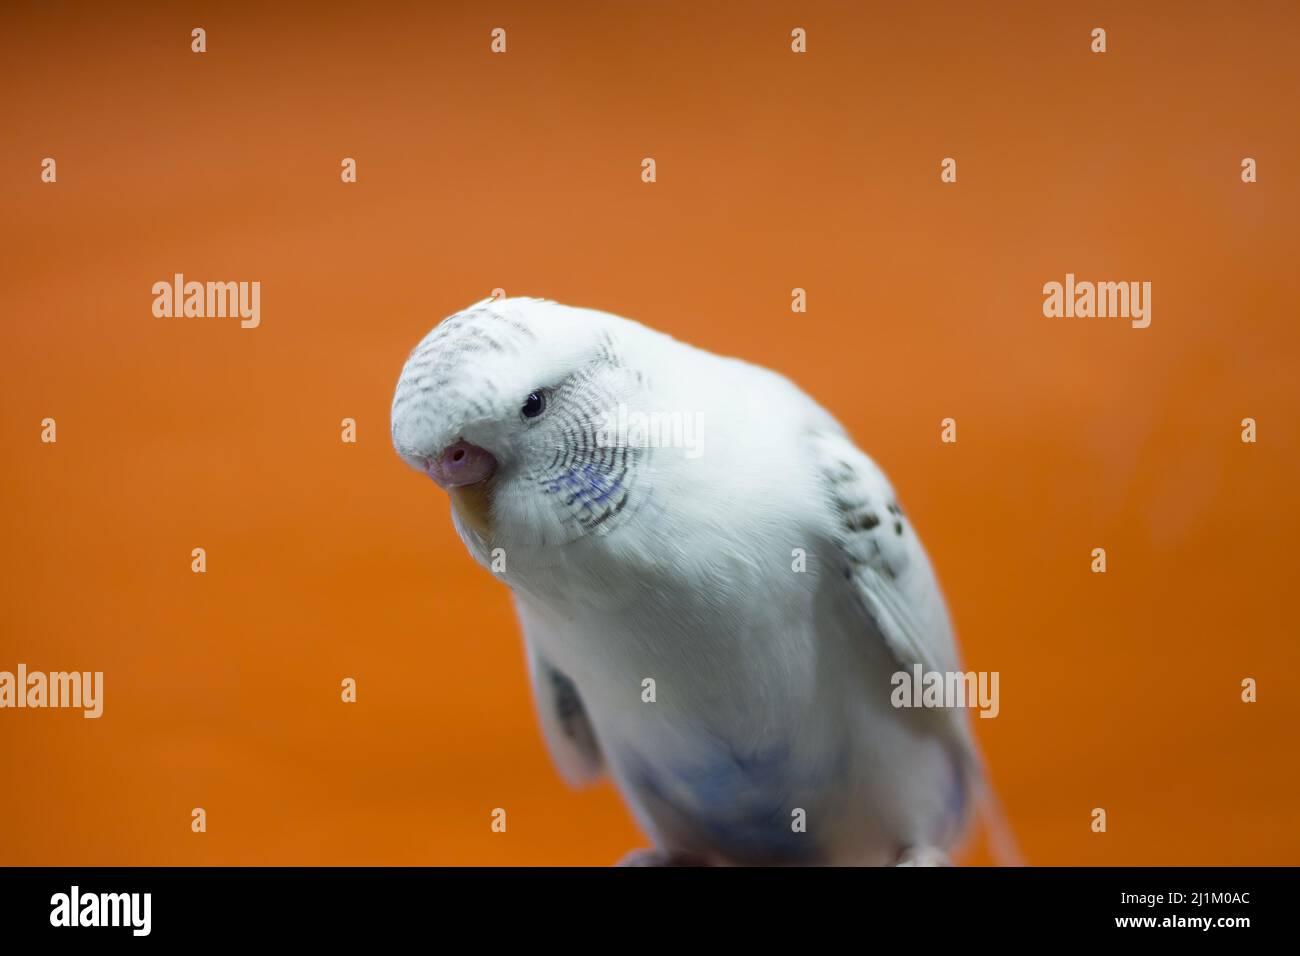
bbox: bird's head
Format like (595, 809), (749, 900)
(391, 298), (650, 556)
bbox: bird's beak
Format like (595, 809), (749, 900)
(426, 440), (497, 489)
(426, 440), (497, 535)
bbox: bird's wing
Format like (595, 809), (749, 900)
(516, 606), (605, 787)
(810, 428), (966, 720)
(810, 429), (1025, 857)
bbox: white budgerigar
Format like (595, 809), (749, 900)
(391, 297), (1009, 866)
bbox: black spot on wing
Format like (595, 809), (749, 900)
(851, 511), (880, 532)
(817, 449), (903, 582)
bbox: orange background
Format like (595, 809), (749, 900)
(2, 1), (1297, 865)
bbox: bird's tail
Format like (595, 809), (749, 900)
(976, 772), (1024, 867)
(957, 722), (1024, 866)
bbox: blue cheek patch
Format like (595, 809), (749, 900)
(546, 464), (623, 510)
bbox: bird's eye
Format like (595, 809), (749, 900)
(521, 390), (547, 419)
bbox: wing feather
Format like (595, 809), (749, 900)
(517, 606), (605, 787)
(811, 429), (960, 677)
(810, 428), (979, 770)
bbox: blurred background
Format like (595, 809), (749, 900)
(1, 0), (1297, 865)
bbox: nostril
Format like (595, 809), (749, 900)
(427, 440), (497, 489)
